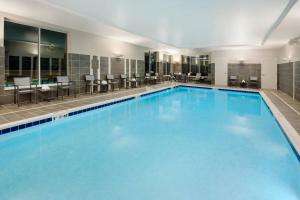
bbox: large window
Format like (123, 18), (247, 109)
(40, 29), (67, 84)
(4, 21), (67, 86)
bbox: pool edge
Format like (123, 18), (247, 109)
(1, 84), (299, 162)
(260, 91), (300, 161)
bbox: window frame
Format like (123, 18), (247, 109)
(4, 18), (68, 89)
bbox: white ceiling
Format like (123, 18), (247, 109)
(0, 0), (300, 51)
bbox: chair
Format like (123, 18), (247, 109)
(120, 74), (128, 88)
(56, 76), (76, 100)
(134, 73), (142, 86)
(85, 75), (101, 95)
(100, 79), (109, 92)
(13, 77), (37, 107)
(154, 73), (161, 83)
(106, 75), (119, 91)
(249, 76), (258, 88)
(192, 73), (201, 82)
(145, 73), (151, 84)
(204, 74), (212, 84)
(228, 75), (238, 86)
(129, 76), (138, 88)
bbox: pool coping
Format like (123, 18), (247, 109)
(0, 83), (299, 161)
(0, 85), (174, 134)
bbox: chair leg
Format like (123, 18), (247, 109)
(17, 93), (20, 107)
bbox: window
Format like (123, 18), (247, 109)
(40, 29), (67, 84)
(4, 21), (67, 86)
(4, 21), (38, 86)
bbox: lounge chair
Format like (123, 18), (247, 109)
(13, 77), (37, 107)
(100, 79), (108, 92)
(192, 73), (201, 82)
(228, 75), (238, 86)
(155, 73), (161, 83)
(56, 76), (76, 100)
(249, 76), (258, 88)
(134, 73), (142, 86)
(120, 74), (128, 88)
(129, 76), (138, 88)
(85, 75), (101, 95)
(106, 74), (119, 91)
(145, 73), (151, 84)
(204, 74), (212, 84)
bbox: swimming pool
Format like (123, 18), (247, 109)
(0, 86), (299, 200)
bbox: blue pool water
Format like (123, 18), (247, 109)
(0, 87), (300, 200)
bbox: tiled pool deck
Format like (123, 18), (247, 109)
(0, 83), (173, 125)
(0, 82), (299, 151)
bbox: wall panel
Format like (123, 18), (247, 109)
(277, 63), (293, 97)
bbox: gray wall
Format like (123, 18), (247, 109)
(228, 63), (261, 88)
(69, 53), (90, 93)
(131, 59), (136, 77)
(126, 59), (129, 75)
(100, 57), (109, 80)
(111, 57), (124, 78)
(295, 61), (300, 101)
(277, 63), (293, 97)
(91, 56), (99, 78)
(137, 60), (145, 77)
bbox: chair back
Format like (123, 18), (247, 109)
(145, 73), (151, 77)
(57, 76), (69, 83)
(85, 75), (95, 81)
(230, 75), (237, 80)
(250, 76), (258, 81)
(107, 74), (114, 80)
(120, 74), (127, 79)
(196, 73), (201, 78)
(14, 77), (31, 86)
(135, 73), (141, 78)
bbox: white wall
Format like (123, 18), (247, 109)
(68, 31), (148, 60)
(211, 49), (279, 89)
(278, 43), (300, 63)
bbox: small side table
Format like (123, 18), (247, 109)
(39, 86), (56, 102)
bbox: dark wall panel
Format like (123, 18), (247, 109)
(91, 56), (99, 78)
(131, 59), (136, 77)
(295, 61), (300, 101)
(137, 60), (145, 77)
(277, 63), (293, 97)
(126, 59), (129, 75)
(111, 57), (124, 78)
(69, 53), (90, 93)
(228, 63), (261, 88)
(100, 56), (108, 79)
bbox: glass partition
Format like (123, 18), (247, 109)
(4, 21), (39, 86)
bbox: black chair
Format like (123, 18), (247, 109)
(99, 79), (109, 92)
(106, 75), (119, 91)
(228, 75), (238, 86)
(249, 76), (258, 88)
(85, 75), (101, 95)
(13, 77), (37, 107)
(134, 73), (142, 87)
(120, 74), (128, 89)
(56, 76), (76, 100)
